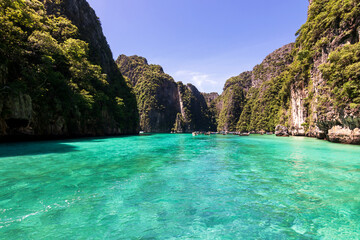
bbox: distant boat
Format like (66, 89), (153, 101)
(239, 132), (250, 136)
(139, 131), (144, 134)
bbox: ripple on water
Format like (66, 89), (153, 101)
(0, 134), (360, 239)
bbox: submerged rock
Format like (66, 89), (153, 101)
(275, 125), (289, 137)
(328, 126), (360, 145)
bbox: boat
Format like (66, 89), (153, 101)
(239, 132), (250, 136)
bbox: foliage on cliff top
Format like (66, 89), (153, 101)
(176, 82), (214, 132)
(296, 0), (360, 51)
(217, 43), (295, 132)
(223, 71), (252, 91)
(0, 0), (137, 134)
(116, 55), (178, 132)
(319, 42), (360, 111)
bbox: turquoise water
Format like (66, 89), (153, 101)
(0, 134), (360, 239)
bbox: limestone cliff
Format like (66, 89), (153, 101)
(42, 0), (139, 134)
(117, 55), (215, 133)
(174, 82), (213, 133)
(216, 71), (252, 132)
(0, 0), (139, 140)
(201, 92), (219, 107)
(287, 0), (360, 142)
(217, 0), (360, 144)
(216, 44), (295, 132)
(116, 55), (180, 132)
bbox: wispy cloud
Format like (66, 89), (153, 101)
(174, 70), (219, 92)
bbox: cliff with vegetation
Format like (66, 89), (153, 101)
(215, 43), (294, 132)
(215, 0), (360, 144)
(288, 0), (360, 142)
(116, 55), (180, 132)
(117, 55), (215, 133)
(174, 82), (215, 133)
(0, 0), (138, 140)
(202, 92), (219, 106)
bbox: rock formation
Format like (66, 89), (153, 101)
(0, 0), (139, 140)
(287, 0), (360, 143)
(174, 82), (213, 132)
(216, 44), (295, 132)
(117, 55), (215, 133)
(215, 0), (360, 144)
(328, 126), (360, 144)
(2, 0), (359, 145)
(275, 125), (289, 137)
(202, 92), (219, 107)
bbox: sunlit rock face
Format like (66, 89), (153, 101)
(328, 126), (360, 144)
(214, 0), (360, 144)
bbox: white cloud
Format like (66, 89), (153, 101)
(174, 70), (219, 92)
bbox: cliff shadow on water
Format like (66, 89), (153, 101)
(0, 141), (78, 158)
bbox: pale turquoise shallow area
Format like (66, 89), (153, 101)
(1, 134), (360, 239)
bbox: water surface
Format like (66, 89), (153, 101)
(1, 134), (360, 239)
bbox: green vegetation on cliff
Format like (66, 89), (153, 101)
(237, 73), (291, 132)
(175, 82), (214, 132)
(116, 55), (179, 132)
(0, 0), (138, 137)
(217, 0), (360, 137)
(296, 0), (359, 51)
(216, 71), (251, 132)
(291, 0), (360, 132)
(217, 85), (247, 132)
(117, 55), (216, 133)
(216, 44), (295, 132)
(319, 42), (360, 111)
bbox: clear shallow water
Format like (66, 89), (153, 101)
(0, 134), (360, 239)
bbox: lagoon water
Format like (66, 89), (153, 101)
(0, 134), (360, 239)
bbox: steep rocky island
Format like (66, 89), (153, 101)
(0, 0), (138, 140)
(213, 0), (360, 144)
(116, 55), (215, 133)
(215, 43), (295, 133)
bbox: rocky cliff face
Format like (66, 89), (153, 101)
(116, 55), (180, 132)
(216, 71), (252, 132)
(201, 92), (219, 107)
(216, 0), (360, 144)
(251, 43), (294, 88)
(44, 0), (139, 134)
(0, 0), (139, 140)
(117, 55), (215, 132)
(216, 44), (295, 132)
(174, 82), (213, 132)
(43, 0), (117, 79)
(287, 0), (360, 143)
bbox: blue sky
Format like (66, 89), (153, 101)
(87, 0), (309, 93)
